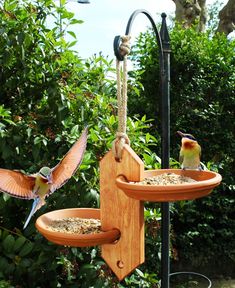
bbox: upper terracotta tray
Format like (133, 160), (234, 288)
(36, 208), (120, 247)
(116, 169), (222, 202)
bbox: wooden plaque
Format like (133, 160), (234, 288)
(100, 144), (145, 280)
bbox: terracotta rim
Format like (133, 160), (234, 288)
(116, 169), (222, 202)
(36, 208), (120, 247)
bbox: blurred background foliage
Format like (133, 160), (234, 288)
(0, 0), (160, 287)
(0, 0), (234, 287)
(129, 17), (235, 278)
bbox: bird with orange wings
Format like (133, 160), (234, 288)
(0, 127), (88, 229)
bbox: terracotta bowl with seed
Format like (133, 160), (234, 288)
(116, 169), (222, 202)
(36, 208), (120, 247)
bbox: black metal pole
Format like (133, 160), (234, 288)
(160, 13), (171, 288)
(161, 202), (170, 288)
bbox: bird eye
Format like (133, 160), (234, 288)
(187, 135), (196, 141)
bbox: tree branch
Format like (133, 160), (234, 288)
(172, 0), (207, 32)
(216, 0), (235, 36)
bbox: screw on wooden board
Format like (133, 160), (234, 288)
(117, 260), (124, 269)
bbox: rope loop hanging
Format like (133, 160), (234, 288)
(112, 35), (131, 162)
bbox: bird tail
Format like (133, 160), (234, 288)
(23, 198), (41, 229)
(200, 161), (208, 171)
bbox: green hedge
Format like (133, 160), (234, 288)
(129, 24), (235, 275)
(0, 1), (162, 287)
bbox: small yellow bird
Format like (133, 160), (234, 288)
(177, 131), (202, 170)
(0, 127), (88, 228)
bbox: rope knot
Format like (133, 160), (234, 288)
(112, 133), (130, 162)
(119, 35), (131, 57)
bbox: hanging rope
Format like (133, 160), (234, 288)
(112, 35), (131, 162)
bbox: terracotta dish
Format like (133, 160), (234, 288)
(36, 208), (120, 247)
(116, 169), (222, 202)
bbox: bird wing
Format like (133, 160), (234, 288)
(198, 144), (202, 157)
(0, 169), (36, 199)
(49, 127), (88, 193)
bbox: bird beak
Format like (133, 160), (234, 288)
(177, 131), (185, 138)
(47, 175), (52, 184)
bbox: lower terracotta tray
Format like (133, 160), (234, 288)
(36, 208), (120, 247)
(116, 169), (222, 202)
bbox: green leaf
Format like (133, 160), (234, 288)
(71, 125), (79, 136)
(3, 193), (11, 202)
(143, 153), (153, 165)
(21, 45), (25, 61)
(108, 115), (116, 125)
(4, 0), (17, 11)
(19, 242), (34, 257)
(90, 131), (99, 142)
(32, 146), (40, 161)
(136, 268), (144, 278)
(3, 118), (15, 125)
(14, 236), (26, 253)
(70, 19), (83, 25)
(3, 235), (15, 253)
(68, 40), (77, 48)
(67, 31), (76, 39)
(17, 32), (25, 45)
(20, 258), (32, 268)
(42, 139), (47, 146)
(26, 127), (32, 138)
(146, 133), (150, 143)
(0, 257), (8, 270)
(2, 146), (12, 160)
(34, 137), (41, 145)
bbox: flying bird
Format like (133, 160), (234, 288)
(177, 131), (202, 170)
(0, 127), (88, 229)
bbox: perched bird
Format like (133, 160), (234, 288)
(0, 127), (88, 229)
(177, 131), (202, 170)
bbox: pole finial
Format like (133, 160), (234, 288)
(160, 13), (171, 51)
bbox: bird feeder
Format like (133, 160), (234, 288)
(36, 10), (222, 286)
(36, 208), (120, 247)
(116, 169), (222, 202)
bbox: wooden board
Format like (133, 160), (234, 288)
(100, 144), (145, 280)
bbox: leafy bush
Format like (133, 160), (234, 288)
(129, 24), (235, 275)
(0, 0), (162, 286)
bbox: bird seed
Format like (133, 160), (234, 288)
(133, 173), (196, 185)
(47, 217), (101, 234)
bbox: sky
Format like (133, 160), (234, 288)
(62, 0), (226, 59)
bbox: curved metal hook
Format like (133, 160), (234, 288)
(113, 9), (165, 76)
